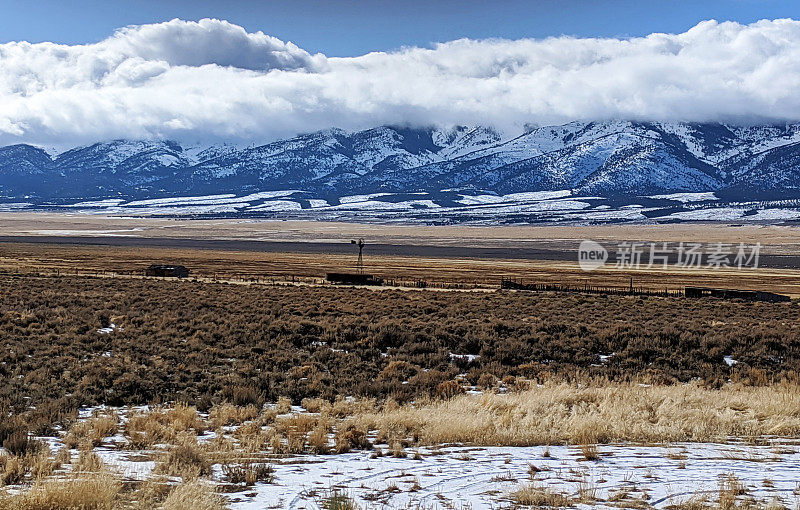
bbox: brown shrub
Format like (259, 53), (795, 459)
(155, 442), (212, 479)
(5, 274), (800, 422)
(436, 380), (464, 399)
(221, 461), (274, 485)
(0, 415), (29, 450)
(334, 424), (371, 453)
(2, 430), (41, 457)
(377, 361), (419, 382)
(477, 373), (499, 390)
(1, 454), (29, 485)
(221, 385), (264, 408)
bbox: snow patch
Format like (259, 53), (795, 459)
(649, 192), (718, 202)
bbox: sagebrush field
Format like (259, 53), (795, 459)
(2, 274), (800, 417)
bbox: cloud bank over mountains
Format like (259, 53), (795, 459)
(2, 17), (800, 147)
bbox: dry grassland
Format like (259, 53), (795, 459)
(353, 382), (800, 446)
(3, 384), (800, 508)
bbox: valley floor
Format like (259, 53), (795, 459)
(3, 221), (800, 508)
(2, 218), (800, 295)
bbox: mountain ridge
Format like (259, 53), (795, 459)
(3, 121), (800, 202)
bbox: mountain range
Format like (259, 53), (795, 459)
(3, 121), (800, 203)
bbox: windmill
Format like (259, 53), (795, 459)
(351, 238), (365, 274)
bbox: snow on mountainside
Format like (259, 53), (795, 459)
(3, 122), (800, 208)
(0, 144), (53, 178)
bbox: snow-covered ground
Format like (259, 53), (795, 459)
(14, 405), (800, 509)
(41, 439), (800, 509)
(231, 442), (800, 509)
(5, 189), (800, 225)
(648, 192), (718, 203)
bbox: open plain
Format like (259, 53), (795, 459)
(3, 215), (800, 508)
(3, 214), (800, 298)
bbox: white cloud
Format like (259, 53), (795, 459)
(2, 18), (800, 146)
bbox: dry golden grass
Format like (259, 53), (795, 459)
(308, 423), (332, 454)
(220, 461), (274, 485)
(0, 472), (121, 510)
(208, 404), (259, 429)
(154, 439), (212, 480)
(164, 404), (205, 433)
(29, 447), (59, 480)
(353, 382), (800, 446)
(126, 478), (174, 509)
(231, 421), (272, 453)
(667, 496), (712, 510)
(719, 474), (747, 510)
(272, 413), (320, 454)
(666, 474), (768, 510)
(580, 444), (600, 461)
(509, 483), (573, 507)
(1, 453), (28, 485)
(576, 479), (599, 504)
(74, 446), (104, 473)
(0, 445), (62, 486)
(161, 479), (227, 510)
(124, 404), (204, 449)
(319, 489), (361, 510)
(62, 412), (118, 449)
(274, 396), (293, 415)
(333, 422), (371, 453)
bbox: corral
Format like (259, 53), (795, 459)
(325, 272), (384, 285)
(685, 286), (791, 302)
(502, 278), (793, 302)
(145, 264), (190, 278)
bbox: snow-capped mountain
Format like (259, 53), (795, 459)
(3, 121), (800, 203)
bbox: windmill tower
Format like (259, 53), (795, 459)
(351, 238), (365, 274)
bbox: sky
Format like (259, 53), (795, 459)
(3, 1), (800, 147)
(3, 0), (800, 56)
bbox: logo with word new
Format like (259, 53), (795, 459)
(577, 240), (761, 271)
(578, 240), (608, 271)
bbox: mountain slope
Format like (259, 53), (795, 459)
(0, 144), (54, 196)
(2, 122), (800, 201)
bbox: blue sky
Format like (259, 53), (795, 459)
(2, 0), (800, 55)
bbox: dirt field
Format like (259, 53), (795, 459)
(2, 212), (800, 249)
(2, 238), (800, 296)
